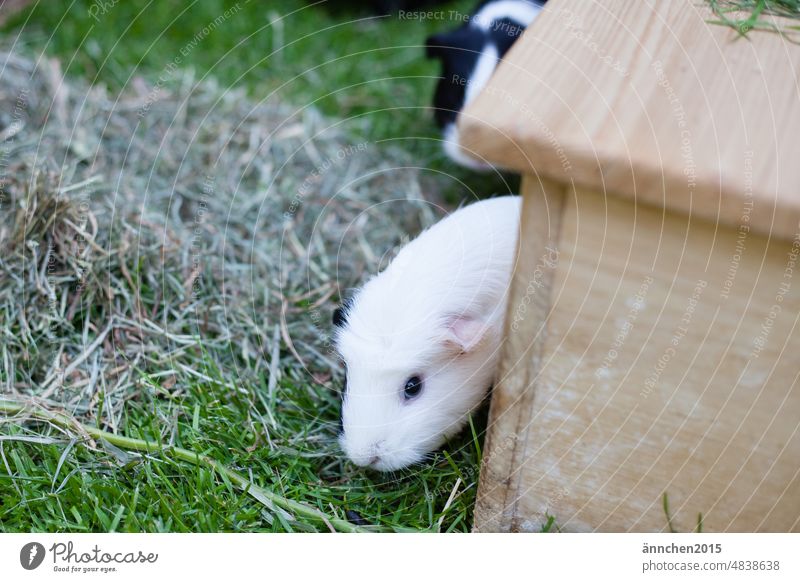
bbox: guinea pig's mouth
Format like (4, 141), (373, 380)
(369, 454), (419, 472)
(339, 433), (423, 472)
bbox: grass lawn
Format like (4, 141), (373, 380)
(0, 0), (519, 532)
(4, 0), (516, 200)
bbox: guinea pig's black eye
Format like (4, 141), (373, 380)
(403, 376), (423, 400)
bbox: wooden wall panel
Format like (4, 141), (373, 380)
(475, 181), (800, 531)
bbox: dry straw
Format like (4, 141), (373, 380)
(0, 46), (435, 530)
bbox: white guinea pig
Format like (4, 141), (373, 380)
(426, 0), (546, 169)
(334, 195), (521, 471)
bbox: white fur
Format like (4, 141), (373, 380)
(442, 122), (493, 170)
(464, 43), (500, 107)
(336, 196), (521, 471)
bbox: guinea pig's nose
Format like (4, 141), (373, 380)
(343, 435), (388, 468)
(368, 440), (386, 466)
(354, 440), (385, 468)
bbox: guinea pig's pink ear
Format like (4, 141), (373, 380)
(443, 315), (487, 354)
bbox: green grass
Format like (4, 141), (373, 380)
(662, 493), (704, 534)
(0, 368), (485, 532)
(0, 0), (504, 533)
(707, 0), (800, 39)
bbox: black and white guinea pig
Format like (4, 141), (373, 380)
(333, 196), (521, 471)
(426, 0), (546, 169)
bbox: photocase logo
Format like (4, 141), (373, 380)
(20, 542), (46, 570)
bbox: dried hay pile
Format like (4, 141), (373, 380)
(0, 48), (436, 425)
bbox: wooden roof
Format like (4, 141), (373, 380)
(460, 0), (800, 240)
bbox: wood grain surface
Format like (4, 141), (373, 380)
(475, 176), (800, 532)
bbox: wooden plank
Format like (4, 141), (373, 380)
(459, 0), (800, 240)
(481, 184), (800, 532)
(474, 175), (566, 532)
